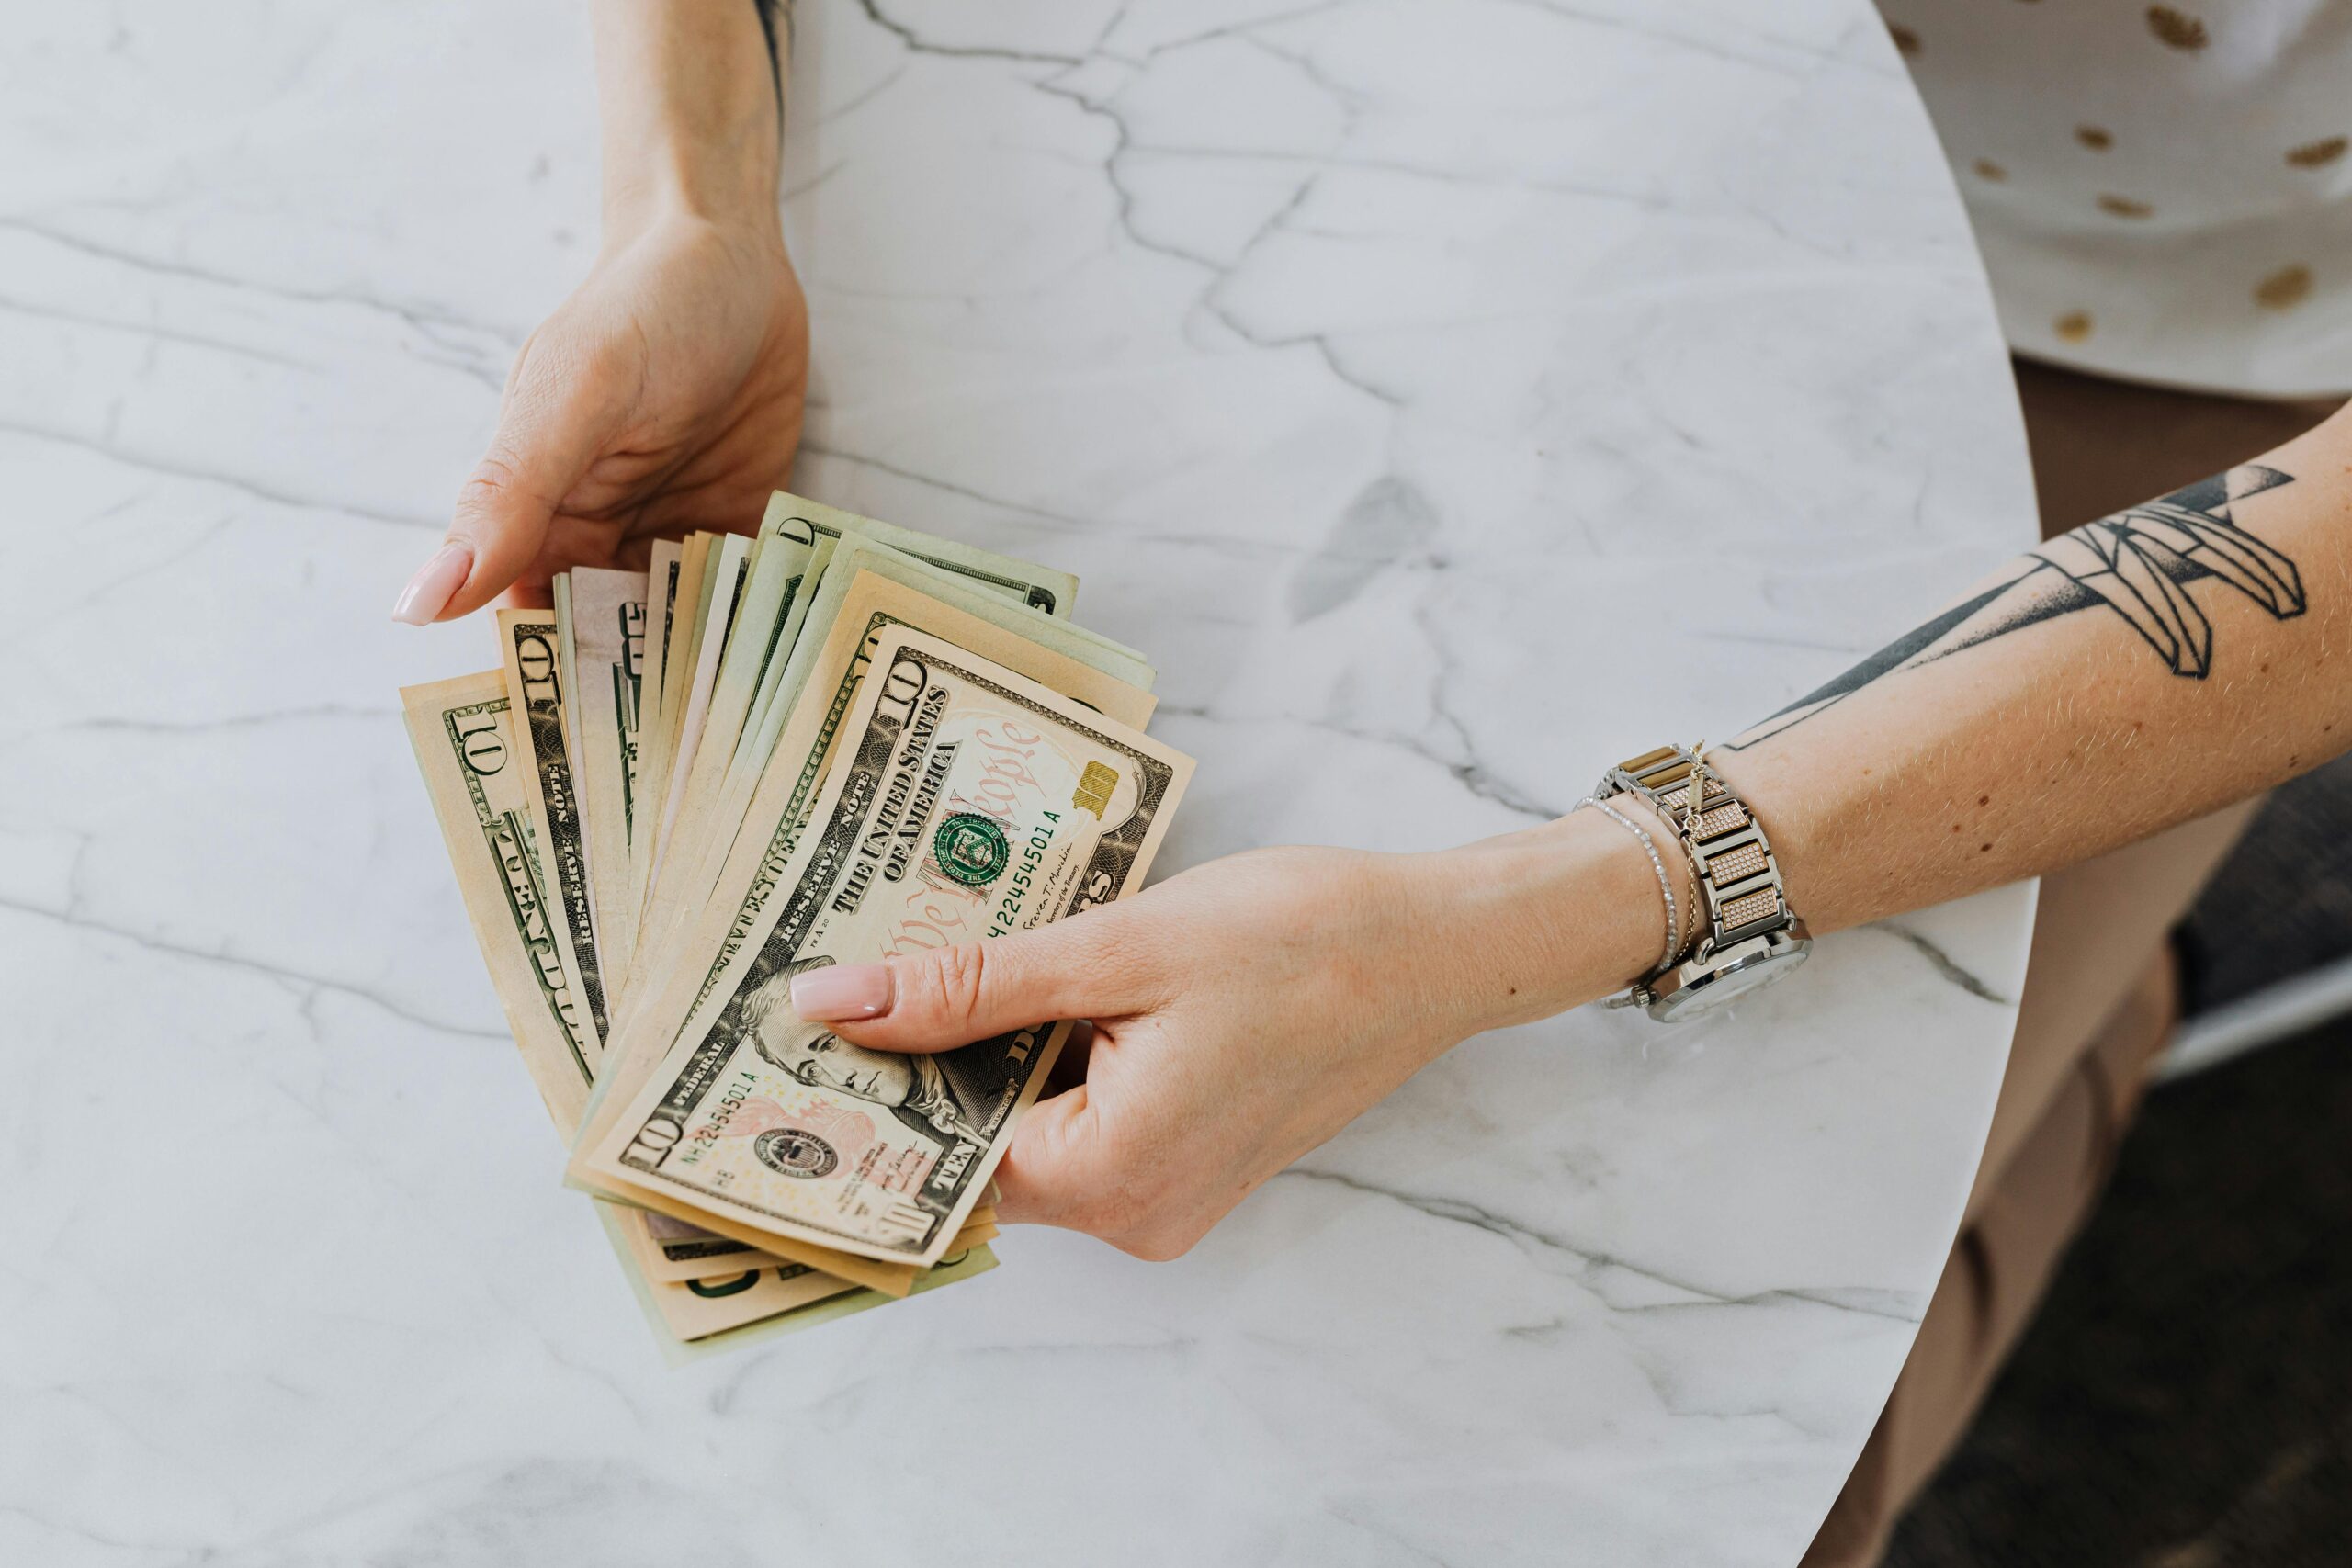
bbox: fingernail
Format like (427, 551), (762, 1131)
(791, 963), (894, 1021)
(392, 542), (474, 626)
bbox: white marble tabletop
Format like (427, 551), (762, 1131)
(0, 2), (2041, 1563)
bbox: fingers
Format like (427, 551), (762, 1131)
(395, 339), (626, 624)
(792, 908), (1162, 1055)
(989, 1083), (1108, 1229)
(991, 1078), (1216, 1261)
(390, 541), (474, 626)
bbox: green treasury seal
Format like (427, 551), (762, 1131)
(933, 811), (1012, 887)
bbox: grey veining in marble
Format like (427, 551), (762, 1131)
(0, 3), (2037, 1564)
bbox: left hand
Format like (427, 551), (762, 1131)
(791, 825), (1653, 1258)
(395, 209), (808, 622)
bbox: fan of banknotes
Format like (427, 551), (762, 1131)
(402, 492), (1192, 1358)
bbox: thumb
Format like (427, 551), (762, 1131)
(394, 343), (622, 624)
(791, 910), (1160, 1054)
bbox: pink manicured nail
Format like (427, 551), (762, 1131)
(392, 542), (474, 626)
(792, 963), (894, 1021)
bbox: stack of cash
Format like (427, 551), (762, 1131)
(402, 493), (1191, 1357)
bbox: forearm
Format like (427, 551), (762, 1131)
(592, 0), (784, 240)
(1716, 406), (2352, 936)
(1456, 402), (2352, 1028)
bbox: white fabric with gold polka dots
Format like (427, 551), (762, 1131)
(1881, 0), (2352, 395)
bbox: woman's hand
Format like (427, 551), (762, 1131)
(394, 0), (803, 624)
(392, 214), (808, 622)
(790, 820), (1659, 1259)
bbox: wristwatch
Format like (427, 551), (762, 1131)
(1596, 743), (1811, 1022)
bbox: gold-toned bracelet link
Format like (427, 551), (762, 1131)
(1594, 739), (1796, 964)
(1590, 739), (1813, 1021)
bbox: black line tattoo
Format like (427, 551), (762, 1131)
(1725, 465), (2307, 750)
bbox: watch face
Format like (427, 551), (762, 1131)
(1651, 942), (1810, 1022)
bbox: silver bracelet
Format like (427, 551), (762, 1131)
(1582, 794), (1681, 977)
(1589, 742), (1812, 1021)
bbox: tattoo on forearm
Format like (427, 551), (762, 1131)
(1726, 465), (2307, 750)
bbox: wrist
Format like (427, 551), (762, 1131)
(602, 129), (782, 247)
(1416, 807), (1670, 1039)
(594, 0), (784, 244)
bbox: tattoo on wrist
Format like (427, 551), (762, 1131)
(1725, 464), (2307, 750)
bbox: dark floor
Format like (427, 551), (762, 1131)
(2177, 754), (2352, 1015)
(1883, 1014), (2352, 1566)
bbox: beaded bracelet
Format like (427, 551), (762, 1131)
(1581, 793), (1690, 977)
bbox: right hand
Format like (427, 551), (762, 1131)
(393, 209), (808, 622)
(794, 821), (1659, 1260)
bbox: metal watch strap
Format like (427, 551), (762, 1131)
(1597, 743), (1806, 969)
